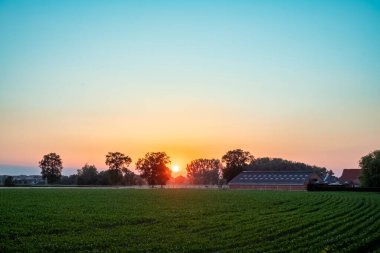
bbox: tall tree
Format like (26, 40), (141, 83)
(359, 150), (380, 187)
(222, 149), (254, 182)
(77, 164), (98, 185)
(105, 152), (132, 171)
(39, 152), (63, 184)
(136, 152), (171, 186)
(186, 159), (221, 185)
(105, 152), (132, 185)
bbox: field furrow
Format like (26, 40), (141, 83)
(0, 189), (379, 253)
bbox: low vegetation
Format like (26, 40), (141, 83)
(1, 189), (379, 252)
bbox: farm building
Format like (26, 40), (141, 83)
(323, 172), (340, 185)
(0, 175), (46, 185)
(339, 169), (361, 187)
(229, 171), (322, 191)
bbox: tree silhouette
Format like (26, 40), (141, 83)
(105, 152), (132, 185)
(136, 152), (171, 187)
(247, 157), (327, 177)
(4, 176), (14, 187)
(186, 159), (221, 185)
(39, 152), (63, 184)
(122, 169), (138, 186)
(359, 150), (380, 187)
(77, 164), (98, 185)
(105, 152), (132, 171)
(222, 149), (254, 182)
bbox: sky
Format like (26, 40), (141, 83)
(1, 0), (379, 177)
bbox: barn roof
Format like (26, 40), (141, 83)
(340, 169), (361, 184)
(229, 171), (317, 186)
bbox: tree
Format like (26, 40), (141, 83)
(186, 159), (221, 185)
(107, 169), (124, 185)
(77, 164), (98, 185)
(97, 170), (111, 185)
(136, 152), (171, 186)
(105, 152), (132, 185)
(122, 169), (138, 186)
(359, 150), (380, 187)
(4, 176), (14, 187)
(59, 174), (78, 185)
(105, 152), (132, 171)
(39, 152), (63, 184)
(222, 149), (254, 182)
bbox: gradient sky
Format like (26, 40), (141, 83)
(1, 0), (380, 176)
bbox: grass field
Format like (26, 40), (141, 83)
(1, 189), (380, 253)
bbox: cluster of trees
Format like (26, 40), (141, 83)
(39, 151), (172, 186)
(37, 148), (380, 187)
(4, 176), (15, 187)
(248, 157), (328, 175)
(186, 159), (221, 185)
(38, 149), (255, 186)
(222, 149), (255, 182)
(60, 163), (145, 186)
(359, 150), (380, 187)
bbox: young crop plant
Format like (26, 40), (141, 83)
(0, 190), (379, 252)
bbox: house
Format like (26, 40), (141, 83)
(339, 169), (361, 187)
(229, 171), (322, 191)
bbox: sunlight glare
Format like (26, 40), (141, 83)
(172, 164), (180, 173)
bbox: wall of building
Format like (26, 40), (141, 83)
(229, 184), (307, 191)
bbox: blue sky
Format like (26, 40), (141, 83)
(1, 0), (380, 175)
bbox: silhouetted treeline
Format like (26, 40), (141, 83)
(246, 157), (327, 177)
(59, 167), (146, 186)
(37, 150), (340, 186)
(56, 156), (328, 186)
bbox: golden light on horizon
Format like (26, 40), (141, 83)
(171, 164), (180, 173)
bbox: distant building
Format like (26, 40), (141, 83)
(229, 171), (322, 191)
(339, 169), (361, 187)
(0, 175), (46, 186)
(323, 172), (340, 185)
(0, 175), (7, 185)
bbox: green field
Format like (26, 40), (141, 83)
(0, 189), (379, 253)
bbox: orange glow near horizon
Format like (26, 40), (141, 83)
(171, 164), (180, 176)
(0, 133), (374, 178)
(171, 164), (180, 173)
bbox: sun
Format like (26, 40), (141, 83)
(171, 164), (180, 173)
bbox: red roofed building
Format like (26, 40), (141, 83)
(340, 169), (361, 187)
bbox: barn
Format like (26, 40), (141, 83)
(229, 171), (322, 191)
(340, 169), (361, 187)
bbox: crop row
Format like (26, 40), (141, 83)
(0, 189), (379, 252)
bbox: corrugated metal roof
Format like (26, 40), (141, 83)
(229, 171), (315, 185)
